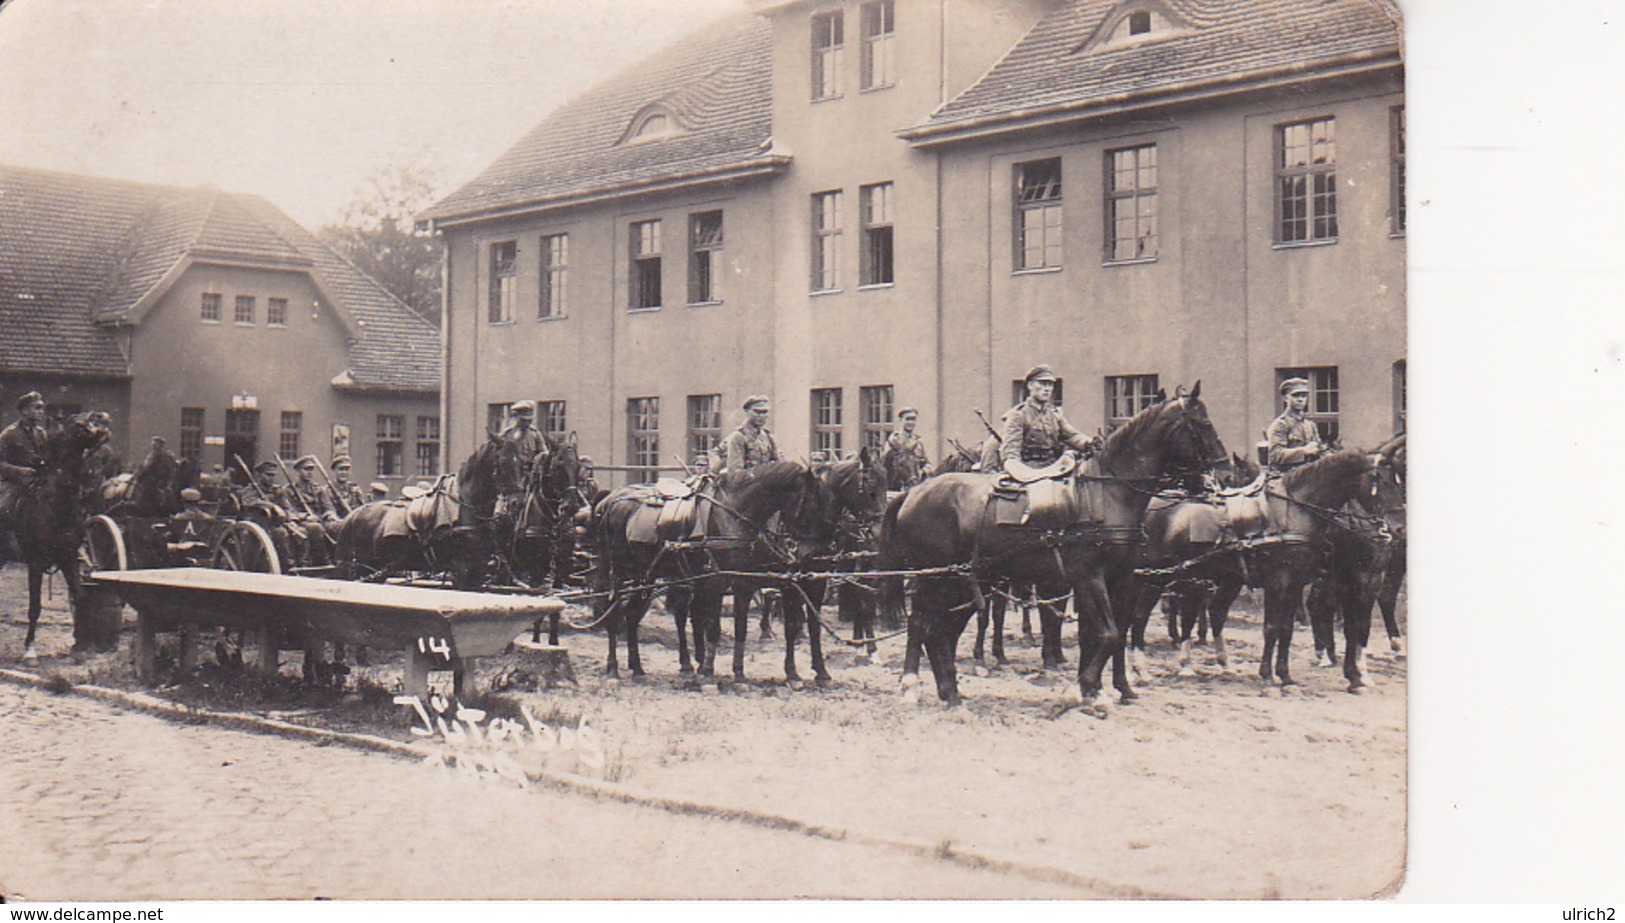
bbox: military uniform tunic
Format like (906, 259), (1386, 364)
(721, 425), (781, 473)
(0, 420), (47, 516)
(500, 424), (550, 475)
(1000, 398), (1093, 467)
(881, 430), (930, 488)
(1265, 411), (1323, 469)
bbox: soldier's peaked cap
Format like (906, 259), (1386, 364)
(16, 391), (44, 410)
(331, 455), (352, 468)
(1280, 377), (1311, 396)
(179, 488), (202, 502)
(511, 400), (536, 415)
(1023, 365), (1058, 384)
(294, 455), (318, 469)
(898, 406), (919, 417)
(253, 460), (279, 472)
(743, 394), (770, 410)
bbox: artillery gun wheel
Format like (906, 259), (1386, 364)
(78, 514), (128, 582)
(210, 521), (282, 575)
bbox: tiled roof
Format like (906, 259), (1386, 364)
(0, 164), (438, 392)
(909, 0), (1401, 141)
(421, 12), (779, 225)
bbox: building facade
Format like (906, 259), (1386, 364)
(422, 0), (1404, 481)
(0, 165), (440, 488)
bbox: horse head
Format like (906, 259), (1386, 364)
(460, 431), (524, 511)
(821, 447), (890, 533)
(542, 432), (583, 504)
(1097, 381), (1227, 482)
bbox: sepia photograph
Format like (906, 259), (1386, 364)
(0, 0), (1617, 910)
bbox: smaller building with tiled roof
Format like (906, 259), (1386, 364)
(0, 164), (441, 488)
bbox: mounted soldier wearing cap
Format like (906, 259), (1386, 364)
(719, 395), (781, 475)
(0, 392), (51, 529)
(1265, 377), (1326, 471)
(881, 405), (930, 490)
(1001, 365), (1100, 475)
(500, 401), (550, 477)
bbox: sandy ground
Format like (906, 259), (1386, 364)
(0, 562), (1406, 899)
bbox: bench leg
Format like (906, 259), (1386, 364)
(404, 644), (464, 701)
(133, 611), (157, 685)
(178, 624), (200, 673)
(254, 627), (279, 677)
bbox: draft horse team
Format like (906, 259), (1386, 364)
(2, 368), (1406, 710)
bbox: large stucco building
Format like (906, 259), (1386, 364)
(421, 0), (1404, 481)
(0, 165), (441, 488)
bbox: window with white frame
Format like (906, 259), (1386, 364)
(811, 388), (843, 459)
(489, 240), (517, 323)
(1106, 144), (1158, 261)
(487, 403), (510, 436)
(687, 394), (722, 465)
(279, 411), (301, 460)
(235, 295), (256, 325)
(180, 407), (204, 462)
(688, 211), (723, 305)
(630, 220), (662, 310)
(267, 297), (288, 327)
(1104, 375), (1159, 431)
(628, 397), (660, 483)
(201, 292), (221, 323)
(860, 1), (895, 90)
(540, 233), (568, 319)
(860, 182), (894, 286)
(812, 10), (844, 100)
(1015, 158), (1063, 270)
(376, 414), (404, 477)
(859, 385), (893, 454)
(811, 191), (843, 292)
(540, 401), (567, 443)
(1277, 117), (1337, 244)
(416, 415), (440, 477)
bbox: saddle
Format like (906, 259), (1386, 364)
(991, 466), (1085, 529)
(382, 478), (457, 540)
(625, 480), (710, 545)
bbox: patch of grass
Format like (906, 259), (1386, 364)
(42, 671), (73, 695)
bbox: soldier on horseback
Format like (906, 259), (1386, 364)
(1265, 377), (1326, 471)
(500, 400), (549, 476)
(1000, 365), (1099, 474)
(0, 391), (50, 558)
(720, 394), (781, 474)
(881, 406), (930, 489)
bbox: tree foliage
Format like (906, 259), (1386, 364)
(318, 165), (445, 325)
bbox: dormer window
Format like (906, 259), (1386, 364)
(1078, 4), (1185, 53)
(627, 110), (675, 144)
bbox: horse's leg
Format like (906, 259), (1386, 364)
(670, 587), (694, 675)
(625, 590), (648, 678)
(924, 579), (973, 707)
(1307, 575), (1338, 667)
(1127, 580), (1160, 684)
(807, 581), (831, 686)
(1069, 574), (1118, 709)
(782, 582), (803, 686)
(900, 578), (928, 703)
(1342, 550), (1384, 693)
(1378, 548), (1406, 656)
(1208, 575), (1242, 673)
(1176, 583), (1204, 677)
(732, 580), (751, 681)
(24, 562), (44, 661)
(752, 589), (774, 640)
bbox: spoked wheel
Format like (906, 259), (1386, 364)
(209, 521), (282, 575)
(79, 514), (128, 582)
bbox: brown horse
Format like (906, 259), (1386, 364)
(591, 460), (828, 680)
(878, 386), (1227, 708)
(2, 414), (109, 660)
(334, 433), (522, 589)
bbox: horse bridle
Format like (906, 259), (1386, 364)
(1078, 397), (1222, 498)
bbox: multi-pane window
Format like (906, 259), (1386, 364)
(811, 388), (844, 459)
(688, 211), (724, 305)
(1012, 378), (1065, 407)
(811, 191), (843, 292)
(860, 182), (894, 286)
(235, 295), (256, 325)
(376, 414), (404, 477)
(489, 241), (517, 323)
(1277, 117), (1338, 243)
(628, 397), (660, 483)
(687, 394), (723, 466)
(860, 1), (895, 90)
(180, 407), (204, 462)
(1390, 106), (1406, 235)
(859, 385), (893, 454)
(1104, 375), (1159, 431)
(1106, 144), (1158, 261)
(540, 233), (568, 319)
(812, 10), (844, 100)
(201, 292), (221, 323)
(540, 401), (567, 443)
(1276, 367), (1340, 443)
(630, 220), (662, 310)
(267, 297), (288, 326)
(416, 415), (440, 477)
(484, 401), (510, 435)
(279, 411), (302, 460)
(1015, 158), (1063, 270)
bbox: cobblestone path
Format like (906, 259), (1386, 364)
(0, 684), (1084, 900)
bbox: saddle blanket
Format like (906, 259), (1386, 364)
(381, 492), (457, 540)
(1144, 493), (1272, 553)
(625, 490), (707, 545)
(991, 477), (1080, 529)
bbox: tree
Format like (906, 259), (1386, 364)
(319, 165), (446, 325)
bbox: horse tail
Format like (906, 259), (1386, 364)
(877, 490), (908, 630)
